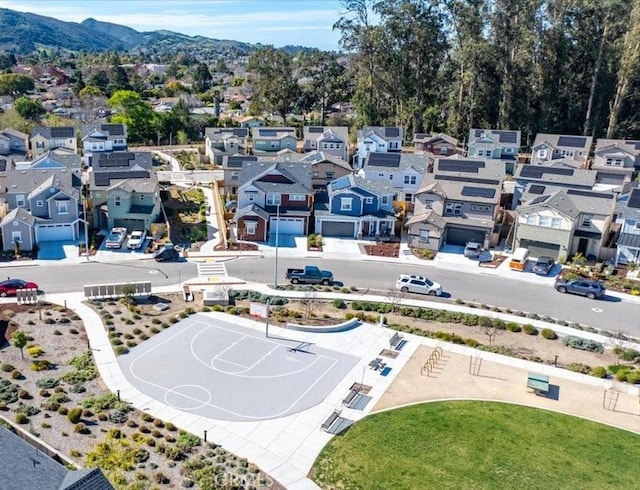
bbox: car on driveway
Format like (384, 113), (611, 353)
(395, 274), (443, 296)
(105, 227), (127, 249)
(0, 279), (38, 297)
(464, 242), (482, 259)
(127, 230), (147, 250)
(554, 278), (605, 299)
(532, 256), (555, 275)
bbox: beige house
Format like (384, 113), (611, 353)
(591, 139), (640, 189)
(300, 151), (352, 191)
(30, 126), (78, 156)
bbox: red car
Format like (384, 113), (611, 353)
(0, 279), (38, 297)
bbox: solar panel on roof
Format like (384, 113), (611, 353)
(101, 124), (125, 136)
(557, 136), (587, 148)
(493, 130), (517, 144)
(414, 133), (430, 140)
(461, 186), (496, 198)
(97, 153), (132, 168)
(624, 140), (640, 150)
(259, 129), (277, 137)
(474, 129), (483, 138)
(530, 195), (550, 205)
(438, 159), (485, 173)
(529, 184), (546, 195)
(434, 174), (500, 186)
(308, 127), (324, 133)
(628, 188), (640, 209)
(566, 189), (614, 199)
(50, 127), (75, 138)
(367, 153), (401, 167)
(519, 166), (574, 179)
(232, 128), (248, 137)
(384, 127), (400, 138)
(94, 170), (150, 186)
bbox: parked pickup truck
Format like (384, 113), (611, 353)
(286, 265), (333, 285)
(127, 230), (147, 250)
(105, 227), (127, 249)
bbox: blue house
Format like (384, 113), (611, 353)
(314, 174), (396, 238)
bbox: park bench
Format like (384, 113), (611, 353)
(342, 389), (359, 408)
(321, 409), (342, 432)
(368, 358), (387, 371)
(527, 372), (550, 394)
(390, 332), (405, 351)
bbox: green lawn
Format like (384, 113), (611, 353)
(311, 401), (640, 490)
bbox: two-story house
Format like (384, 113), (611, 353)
(204, 127), (249, 164)
(251, 127), (298, 154)
(0, 166), (83, 250)
(406, 158), (505, 253)
(514, 188), (615, 261)
(30, 126), (78, 156)
(234, 162), (312, 242)
(358, 153), (429, 203)
(413, 133), (460, 156)
(89, 152), (159, 232)
(302, 126), (349, 162)
(82, 123), (128, 165)
(354, 126), (403, 168)
(300, 151), (352, 191)
(0, 127), (28, 156)
(314, 174), (396, 238)
(530, 134), (592, 167)
(512, 161), (597, 209)
(613, 185), (640, 265)
(222, 155), (258, 195)
(591, 139), (640, 189)
(467, 129), (521, 173)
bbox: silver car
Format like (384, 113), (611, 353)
(395, 274), (443, 296)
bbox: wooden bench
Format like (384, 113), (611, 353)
(390, 332), (405, 351)
(342, 389), (359, 407)
(321, 409), (342, 432)
(527, 372), (550, 394)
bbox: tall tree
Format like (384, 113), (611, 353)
(14, 96), (45, 121)
(298, 51), (347, 125)
(193, 63), (212, 93)
(247, 47), (299, 123)
(0, 74), (34, 96)
(107, 90), (158, 144)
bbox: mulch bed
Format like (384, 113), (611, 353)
(363, 242), (400, 257)
(479, 254), (508, 269)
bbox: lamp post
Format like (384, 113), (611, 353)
(274, 203), (280, 287)
(82, 189), (90, 262)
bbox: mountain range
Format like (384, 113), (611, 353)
(0, 8), (254, 54)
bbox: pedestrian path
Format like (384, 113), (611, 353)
(196, 259), (227, 278)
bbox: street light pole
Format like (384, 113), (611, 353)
(274, 203), (280, 288)
(82, 189), (89, 261)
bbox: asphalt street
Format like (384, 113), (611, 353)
(225, 256), (640, 337)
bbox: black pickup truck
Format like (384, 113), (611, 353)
(285, 265), (334, 285)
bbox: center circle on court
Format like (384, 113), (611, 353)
(164, 384), (212, 410)
(591, 307), (603, 313)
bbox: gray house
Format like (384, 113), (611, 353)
(591, 139), (640, 189)
(613, 185), (640, 265)
(204, 127), (249, 164)
(359, 152), (429, 203)
(531, 134), (593, 167)
(406, 158), (505, 252)
(0, 127), (29, 155)
(467, 129), (521, 171)
(302, 126), (349, 161)
(30, 126), (78, 156)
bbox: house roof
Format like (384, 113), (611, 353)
(238, 161), (312, 194)
(594, 139), (640, 157)
(6, 167), (79, 196)
(30, 126), (77, 139)
(303, 126), (349, 145)
(532, 133), (593, 154)
(205, 127), (249, 140)
(234, 203), (270, 221)
(251, 127), (297, 140)
(300, 151), (351, 171)
(514, 162), (596, 187)
(329, 174), (394, 197)
(0, 426), (113, 490)
(0, 206), (38, 227)
(468, 129), (521, 148)
(81, 123), (127, 141)
(0, 127), (29, 139)
(93, 152), (153, 172)
(25, 150), (82, 170)
(357, 126), (403, 142)
(413, 132), (458, 146)
(223, 155), (258, 169)
(363, 153), (428, 174)
(615, 185), (640, 221)
(518, 188), (615, 219)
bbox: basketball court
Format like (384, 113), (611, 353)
(119, 314), (359, 421)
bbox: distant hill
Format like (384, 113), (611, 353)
(0, 7), (257, 55)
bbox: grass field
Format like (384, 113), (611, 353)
(311, 401), (640, 490)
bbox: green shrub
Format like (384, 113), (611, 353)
(60, 352), (97, 384)
(74, 423), (88, 434)
(31, 360), (52, 371)
(165, 422), (177, 431)
(541, 328), (558, 340)
(27, 345), (45, 358)
(177, 432), (201, 448)
(36, 378), (59, 389)
(82, 393), (121, 412)
(506, 322), (521, 332)
(566, 363), (591, 374)
(590, 366), (608, 378)
(67, 407), (83, 424)
(10, 370), (22, 380)
(626, 371), (640, 384)
(14, 413), (28, 424)
(620, 349), (640, 362)
(562, 336), (604, 353)
(1, 363), (15, 372)
(115, 346), (129, 355)
(522, 324), (538, 336)
(332, 299), (346, 309)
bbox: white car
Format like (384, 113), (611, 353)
(127, 230), (147, 250)
(395, 274), (443, 296)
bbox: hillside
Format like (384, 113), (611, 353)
(80, 18), (143, 50)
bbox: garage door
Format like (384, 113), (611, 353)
(321, 221), (356, 237)
(114, 219), (146, 232)
(519, 239), (561, 259)
(270, 217), (305, 235)
(445, 227), (486, 246)
(37, 224), (74, 241)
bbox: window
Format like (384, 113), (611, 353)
(231, 171), (239, 180)
(245, 221), (257, 235)
(36, 141), (45, 148)
(551, 218), (562, 228)
(13, 221), (19, 227)
(581, 215), (592, 227)
(424, 200), (433, 209)
(365, 197), (373, 204)
(504, 148), (513, 154)
(389, 174), (393, 180)
(325, 172), (334, 180)
(16, 195), (25, 207)
(340, 197), (352, 211)
(538, 216), (549, 227)
(404, 175), (417, 185)
(11, 231), (21, 243)
(537, 149), (547, 158)
(471, 204), (491, 213)
(266, 194), (281, 206)
(445, 202), (462, 215)
(378, 173), (385, 178)
(50, 187), (56, 194)
(419, 230), (429, 243)
(476, 149), (485, 157)
(605, 158), (623, 166)
(36, 200), (44, 207)
(381, 196), (388, 205)
(114, 196), (121, 207)
(57, 201), (69, 214)
(404, 194), (413, 202)
(270, 142), (279, 148)
(635, 222), (640, 230)
(246, 192), (256, 202)
(139, 195), (145, 201)
(312, 171), (319, 177)
(560, 150), (574, 157)
(289, 194), (305, 201)
(526, 214), (536, 225)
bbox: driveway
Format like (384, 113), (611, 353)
(37, 241), (78, 260)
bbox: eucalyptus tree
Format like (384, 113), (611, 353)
(298, 50), (348, 125)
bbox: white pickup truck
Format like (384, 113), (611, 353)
(105, 227), (127, 249)
(127, 230), (147, 250)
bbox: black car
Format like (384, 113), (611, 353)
(554, 278), (605, 299)
(154, 244), (180, 262)
(532, 256), (555, 275)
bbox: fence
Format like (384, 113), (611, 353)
(157, 170), (223, 184)
(84, 281), (152, 299)
(16, 288), (38, 305)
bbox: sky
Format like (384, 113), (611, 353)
(0, 0), (347, 50)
